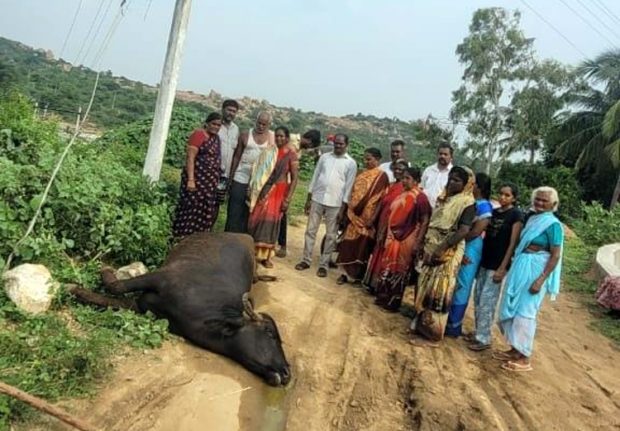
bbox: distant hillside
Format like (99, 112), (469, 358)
(0, 36), (450, 161)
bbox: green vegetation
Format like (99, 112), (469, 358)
(0, 94), (174, 426)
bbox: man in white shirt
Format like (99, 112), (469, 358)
(421, 142), (454, 208)
(379, 139), (407, 183)
(295, 134), (357, 278)
(218, 99), (240, 180)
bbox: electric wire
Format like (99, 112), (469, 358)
(58, 0), (84, 59)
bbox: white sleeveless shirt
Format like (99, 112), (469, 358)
(233, 129), (274, 184)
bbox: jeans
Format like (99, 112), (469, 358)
(302, 201), (340, 269)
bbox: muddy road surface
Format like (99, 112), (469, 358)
(32, 225), (620, 430)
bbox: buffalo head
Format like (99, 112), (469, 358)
(234, 294), (291, 386)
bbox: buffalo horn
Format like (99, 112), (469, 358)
(242, 293), (262, 321)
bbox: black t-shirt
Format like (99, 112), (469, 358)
(480, 207), (524, 270)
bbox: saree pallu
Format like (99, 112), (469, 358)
(364, 182), (405, 292)
(337, 168), (389, 280)
(248, 147), (298, 260)
(372, 189), (429, 311)
(412, 238), (465, 341)
(445, 235), (483, 337)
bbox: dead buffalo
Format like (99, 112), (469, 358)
(70, 232), (291, 386)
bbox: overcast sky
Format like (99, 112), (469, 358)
(1, 0), (618, 122)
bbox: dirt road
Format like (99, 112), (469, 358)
(39, 224), (620, 430)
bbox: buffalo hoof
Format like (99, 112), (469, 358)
(101, 267), (123, 294)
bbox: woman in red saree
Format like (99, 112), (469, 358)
(369, 167), (432, 311)
(248, 127), (299, 268)
(363, 159), (407, 293)
(336, 148), (389, 284)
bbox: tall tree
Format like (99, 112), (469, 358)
(451, 8), (533, 174)
(505, 60), (573, 164)
(554, 49), (620, 207)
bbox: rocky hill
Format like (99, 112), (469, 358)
(0, 36), (449, 158)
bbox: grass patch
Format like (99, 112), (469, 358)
(562, 237), (620, 344)
(0, 284), (167, 429)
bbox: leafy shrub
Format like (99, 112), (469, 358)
(97, 107), (203, 169)
(573, 202), (620, 247)
(496, 162), (583, 220)
(0, 94), (175, 270)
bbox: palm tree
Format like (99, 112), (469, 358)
(555, 49), (620, 207)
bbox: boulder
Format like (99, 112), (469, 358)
(2, 264), (59, 314)
(116, 262), (148, 280)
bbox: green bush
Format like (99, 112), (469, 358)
(496, 162), (583, 220)
(0, 94), (175, 270)
(573, 203), (620, 247)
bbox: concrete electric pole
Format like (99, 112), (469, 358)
(143, 0), (192, 182)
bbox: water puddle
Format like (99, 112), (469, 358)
(258, 377), (295, 431)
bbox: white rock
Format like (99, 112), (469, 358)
(2, 264), (59, 314)
(116, 262), (148, 280)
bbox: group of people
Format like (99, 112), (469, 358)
(172, 101), (564, 372)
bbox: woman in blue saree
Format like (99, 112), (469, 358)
(495, 186), (563, 372)
(445, 172), (493, 337)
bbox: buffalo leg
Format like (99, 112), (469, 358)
(101, 267), (162, 295)
(68, 285), (139, 312)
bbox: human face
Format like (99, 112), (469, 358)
(393, 163), (406, 181)
(275, 130), (288, 148)
(401, 172), (416, 191)
(437, 148), (452, 167)
(255, 115), (271, 134)
(363, 152), (379, 169)
(533, 192), (554, 213)
(446, 173), (465, 196)
(497, 186), (516, 209)
(222, 105), (238, 124)
(206, 119), (222, 135)
(391, 145), (404, 163)
(333, 136), (347, 156)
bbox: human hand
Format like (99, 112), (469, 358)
(281, 200), (290, 213)
(462, 255), (471, 265)
(304, 200), (311, 215)
(492, 268), (506, 283)
(187, 179), (196, 192)
(529, 277), (544, 294)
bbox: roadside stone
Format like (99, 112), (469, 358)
(116, 262), (148, 280)
(2, 263), (59, 314)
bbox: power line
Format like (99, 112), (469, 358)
(91, 0), (131, 68)
(557, 0), (617, 49)
(82, 0), (114, 67)
(519, 0), (589, 58)
(58, 0), (84, 59)
(590, 0), (620, 25)
(144, 0), (153, 20)
(576, 0), (620, 41)
(74, 0), (107, 65)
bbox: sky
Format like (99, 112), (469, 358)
(1, 0), (618, 123)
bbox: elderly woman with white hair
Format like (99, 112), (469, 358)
(495, 186), (564, 372)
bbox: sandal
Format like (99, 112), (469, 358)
(275, 248), (287, 258)
(501, 360), (533, 372)
(468, 341), (491, 352)
(462, 333), (476, 343)
(316, 267), (328, 278)
(261, 260), (274, 269)
(336, 274), (348, 285)
(295, 262), (310, 271)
